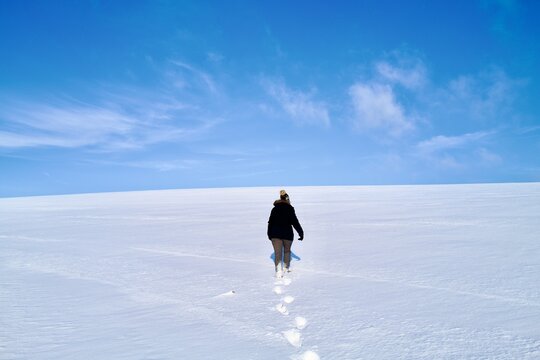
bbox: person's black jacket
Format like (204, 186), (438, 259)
(267, 200), (304, 241)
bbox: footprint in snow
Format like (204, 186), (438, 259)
(298, 350), (320, 360)
(294, 316), (308, 330)
(282, 328), (302, 347)
(283, 295), (295, 304)
(273, 286), (284, 295)
(275, 303), (289, 315)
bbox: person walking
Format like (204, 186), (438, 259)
(267, 189), (304, 277)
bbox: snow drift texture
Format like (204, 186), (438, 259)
(1, 183), (540, 359)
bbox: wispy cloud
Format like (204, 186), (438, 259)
(262, 78), (330, 127)
(206, 52), (224, 64)
(515, 125), (540, 135)
(349, 82), (414, 137)
(375, 58), (427, 89)
(169, 60), (218, 94)
(0, 59), (225, 150)
(444, 69), (521, 123)
(477, 147), (502, 164)
(416, 131), (493, 154)
(92, 159), (203, 172)
(414, 130), (502, 170)
(0, 95), (217, 150)
(0, 100), (135, 148)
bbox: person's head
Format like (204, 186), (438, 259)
(279, 189), (290, 203)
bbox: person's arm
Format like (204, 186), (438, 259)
(291, 207), (304, 240)
(267, 209), (274, 240)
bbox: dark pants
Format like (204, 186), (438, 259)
(271, 238), (293, 269)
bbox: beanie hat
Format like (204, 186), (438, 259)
(279, 189), (290, 202)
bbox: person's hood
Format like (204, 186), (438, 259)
(273, 199), (292, 206)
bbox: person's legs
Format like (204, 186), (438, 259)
(283, 240), (293, 270)
(271, 238), (284, 269)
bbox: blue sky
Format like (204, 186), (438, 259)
(1, 0), (539, 197)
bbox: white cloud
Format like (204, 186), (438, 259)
(0, 131), (82, 148)
(349, 82), (414, 137)
(354, 53), (524, 148)
(515, 125), (540, 135)
(263, 79), (330, 127)
(0, 102), (132, 148)
(207, 52), (224, 63)
(376, 60), (426, 89)
(170, 60), (218, 94)
(416, 131), (493, 154)
(437, 155), (464, 169)
(94, 159), (203, 172)
(0, 59), (224, 150)
(0, 95), (217, 150)
(415, 132), (502, 170)
(347, 52), (424, 138)
(477, 147), (502, 164)
(443, 69), (521, 123)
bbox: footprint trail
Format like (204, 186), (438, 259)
(270, 269), (319, 359)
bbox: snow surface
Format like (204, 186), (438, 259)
(1, 183), (540, 359)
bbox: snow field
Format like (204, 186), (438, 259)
(1, 183), (540, 359)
